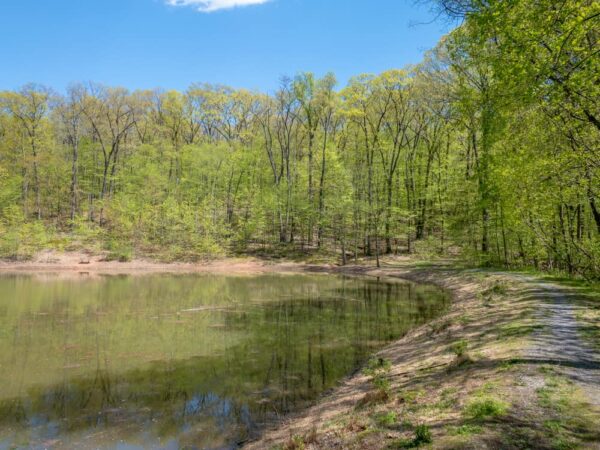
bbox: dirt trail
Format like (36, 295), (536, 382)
(518, 276), (600, 408)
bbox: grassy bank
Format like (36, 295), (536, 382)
(244, 261), (600, 450)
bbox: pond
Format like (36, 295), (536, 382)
(0, 272), (449, 449)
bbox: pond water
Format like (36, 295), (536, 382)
(0, 272), (449, 449)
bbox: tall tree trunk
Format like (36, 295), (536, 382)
(385, 176), (393, 254)
(416, 150), (433, 240)
(317, 130), (328, 249)
(70, 138), (79, 221)
(482, 208), (490, 253)
(31, 139), (41, 220)
(307, 129), (314, 246)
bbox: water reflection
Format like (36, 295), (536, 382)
(0, 273), (448, 449)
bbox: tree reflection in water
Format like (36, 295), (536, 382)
(0, 273), (449, 448)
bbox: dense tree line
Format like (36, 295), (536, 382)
(0, 0), (598, 276)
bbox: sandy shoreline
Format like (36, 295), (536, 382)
(0, 250), (316, 275)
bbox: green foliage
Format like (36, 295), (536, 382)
(0, 13), (597, 277)
(284, 435), (305, 450)
(436, 387), (458, 410)
(103, 240), (133, 262)
(450, 340), (468, 357)
(448, 424), (483, 436)
(0, 205), (49, 259)
(388, 424), (432, 448)
(414, 425), (433, 445)
(464, 397), (508, 420)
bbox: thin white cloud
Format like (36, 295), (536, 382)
(166, 0), (270, 12)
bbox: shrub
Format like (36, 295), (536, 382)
(465, 397), (508, 420)
(103, 249), (132, 262)
(388, 424), (432, 448)
(451, 340), (468, 357)
(0, 213), (50, 260)
(283, 435), (305, 450)
(414, 424), (432, 445)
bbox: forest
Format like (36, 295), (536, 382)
(0, 0), (598, 278)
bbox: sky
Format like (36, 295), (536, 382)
(0, 0), (451, 94)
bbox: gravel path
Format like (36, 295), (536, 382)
(520, 277), (600, 408)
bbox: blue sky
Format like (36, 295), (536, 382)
(0, 0), (451, 93)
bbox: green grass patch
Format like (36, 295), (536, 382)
(543, 419), (563, 433)
(434, 387), (458, 410)
(535, 373), (600, 448)
(357, 357), (392, 407)
(575, 308), (600, 350)
(497, 322), (544, 339)
(464, 397), (508, 420)
(458, 314), (471, 326)
(388, 424), (432, 448)
(450, 340), (468, 357)
(476, 382), (498, 394)
(398, 389), (426, 412)
(374, 410), (398, 428)
(448, 424), (483, 436)
(500, 358), (520, 371)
